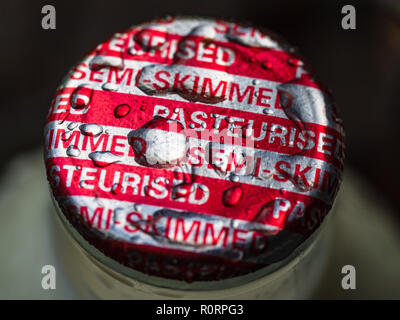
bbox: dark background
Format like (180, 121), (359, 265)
(1, 0), (399, 215)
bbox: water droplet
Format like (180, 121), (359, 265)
(287, 57), (303, 67)
(89, 54), (124, 71)
(262, 123), (268, 131)
(140, 105), (146, 111)
(252, 79), (259, 85)
(277, 83), (307, 136)
(76, 166), (82, 170)
(111, 183), (122, 195)
(189, 24), (217, 39)
(138, 64), (233, 104)
(79, 124), (103, 137)
(189, 123), (195, 129)
(252, 200), (282, 235)
(263, 108), (273, 115)
(229, 173), (240, 182)
(102, 82), (119, 92)
(222, 186), (243, 207)
(134, 204), (142, 212)
(172, 183), (192, 199)
(127, 47), (137, 56)
(88, 151), (121, 167)
(128, 117), (187, 168)
(67, 122), (78, 130)
(155, 177), (169, 184)
(173, 108), (180, 113)
(70, 85), (93, 110)
(114, 104), (131, 118)
(134, 26), (168, 50)
(241, 123), (253, 138)
(66, 145), (81, 157)
(262, 61), (273, 70)
(62, 131), (72, 141)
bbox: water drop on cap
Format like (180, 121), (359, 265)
(102, 82), (119, 92)
(262, 61), (273, 70)
(114, 104), (131, 118)
(88, 151), (121, 167)
(79, 124), (103, 137)
(222, 186), (243, 207)
(66, 145), (81, 157)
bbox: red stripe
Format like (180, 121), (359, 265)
(93, 28), (319, 89)
(46, 157), (332, 236)
(62, 210), (265, 281)
(46, 88), (344, 169)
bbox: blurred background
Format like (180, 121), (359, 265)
(0, 0), (399, 299)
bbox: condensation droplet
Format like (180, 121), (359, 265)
(128, 117), (187, 168)
(66, 145), (81, 157)
(230, 173), (240, 182)
(138, 64), (233, 104)
(89, 54), (124, 71)
(111, 183), (122, 195)
(263, 108), (273, 115)
(62, 131), (72, 141)
(88, 151), (122, 167)
(79, 124), (103, 137)
(102, 82), (119, 92)
(252, 79), (259, 85)
(114, 104), (131, 118)
(262, 61), (273, 70)
(189, 123), (195, 129)
(287, 57), (304, 67)
(70, 85), (93, 110)
(172, 183), (192, 199)
(67, 122), (78, 130)
(262, 123), (268, 131)
(242, 123), (253, 138)
(134, 26), (168, 51)
(222, 186), (243, 207)
(189, 24), (217, 39)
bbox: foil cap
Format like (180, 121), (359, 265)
(44, 16), (345, 283)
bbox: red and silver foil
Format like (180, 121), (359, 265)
(44, 17), (345, 282)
